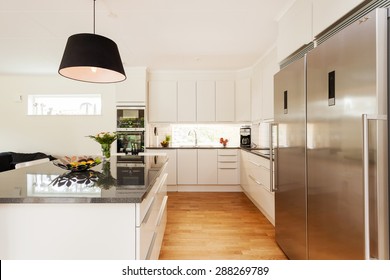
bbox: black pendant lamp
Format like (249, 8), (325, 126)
(58, 0), (126, 83)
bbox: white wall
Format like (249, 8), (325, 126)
(0, 75), (116, 156)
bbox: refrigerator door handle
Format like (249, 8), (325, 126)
(270, 123), (278, 192)
(362, 113), (387, 260)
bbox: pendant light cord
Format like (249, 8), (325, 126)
(93, 0), (96, 34)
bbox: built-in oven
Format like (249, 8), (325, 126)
(117, 131), (145, 154)
(116, 155), (145, 186)
(117, 106), (145, 130)
(116, 105), (145, 154)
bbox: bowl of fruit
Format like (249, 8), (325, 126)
(52, 156), (102, 172)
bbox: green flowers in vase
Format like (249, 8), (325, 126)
(87, 132), (117, 159)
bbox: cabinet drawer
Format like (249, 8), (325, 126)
(218, 155), (237, 162)
(136, 174), (168, 260)
(136, 170), (167, 226)
(147, 195), (168, 260)
(248, 153), (269, 168)
(218, 168), (239, 185)
(218, 149), (238, 156)
(218, 162), (237, 169)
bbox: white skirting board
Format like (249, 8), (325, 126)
(167, 185), (242, 192)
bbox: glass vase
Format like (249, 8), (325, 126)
(101, 143), (111, 160)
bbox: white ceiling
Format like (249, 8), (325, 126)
(0, 0), (295, 75)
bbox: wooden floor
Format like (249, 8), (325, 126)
(159, 192), (287, 260)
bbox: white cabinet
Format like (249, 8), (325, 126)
(196, 81), (216, 122)
(175, 148), (240, 188)
(137, 168), (168, 260)
(240, 150), (275, 225)
(148, 80), (177, 122)
(177, 149), (198, 184)
(261, 48), (279, 121)
(217, 149), (239, 185)
(251, 64), (262, 123)
(198, 149), (218, 184)
(216, 81), (235, 122)
(178, 81), (197, 122)
(277, 0), (313, 62)
(251, 48), (278, 122)
(235, 78), (251, 122)
(313, 0), (365, 36)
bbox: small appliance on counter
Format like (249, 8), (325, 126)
(240, 126), (251, 148)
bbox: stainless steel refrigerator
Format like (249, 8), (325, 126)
(274, 8), (389, 260)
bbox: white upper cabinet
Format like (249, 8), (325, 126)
(197, 81), (216, 122)
(277, 0), (313, 62)
(277, 0), (367, 62)
(216, 81), (235, 122)
(116, 67), (147, 103)
(261, 48), (279, 121)
(148, 80), (177, 123)
(251, 64), (262, 123)
(312, 0), (365, 36)
(235, 78), (251, 122)
(177, 81), (197, 122)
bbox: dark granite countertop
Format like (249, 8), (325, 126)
(239, 147), (272, 160)
(0, 155), (168, 204)
(146, 146), (239, 149)
(147, 146), (271, 159)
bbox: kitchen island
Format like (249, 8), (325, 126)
(0, 155), (168, 260)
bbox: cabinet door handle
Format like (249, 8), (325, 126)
(156, 196), (168, 227)
(145, 232), (157, 260)
(249, 174), (262, 186)
(249, 160), (261, 167)
(156, 173), (168, 193)
(142, 197), (155, 224)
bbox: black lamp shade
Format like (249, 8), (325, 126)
(58, 33), (126, 83)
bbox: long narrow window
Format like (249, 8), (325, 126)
(27, 94), (102, 115)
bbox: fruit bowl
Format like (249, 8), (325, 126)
(52, 156), (102, 172)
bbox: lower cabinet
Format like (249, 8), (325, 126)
(198, 149), (218, 184)
(218, 149), (240, 185)
(240, 150), (275, 225)
(177, 149), (198, 184)
(176, 148), (241, 191)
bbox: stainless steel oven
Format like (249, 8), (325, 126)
(116, 106), (145, 130)
(116, 105), (145, 154)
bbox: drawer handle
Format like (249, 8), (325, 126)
(249, 160), (261, 167)
(249, 174), (262, 186)
(156, 173), (168, 193)
(145, 232), (157, 260)
(142, 196), (155, 224)
(156, 196), (168, 227)
(218, 167), (237, 170)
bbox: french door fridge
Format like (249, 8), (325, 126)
(274, 8), (389, 260)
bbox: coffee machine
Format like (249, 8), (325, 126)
(240, 126), (251, 148)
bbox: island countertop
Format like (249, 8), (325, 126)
(0, 154), (168, 204)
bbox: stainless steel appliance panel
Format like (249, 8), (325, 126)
(274, 56), (307, 260)
(306, 9), (388, 259)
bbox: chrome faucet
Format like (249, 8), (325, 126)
(188, 129), (198, 146)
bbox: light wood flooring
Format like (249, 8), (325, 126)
(159, 192), (287, 260)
